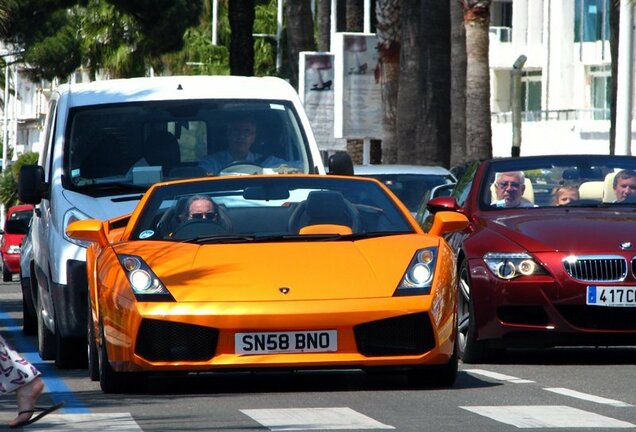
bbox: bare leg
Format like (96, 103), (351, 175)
(8, 376), (44, 427)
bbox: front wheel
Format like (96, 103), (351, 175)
(37, 294), (56, 360)
(457, 260), (496, 363)
(98, 323), (146, 393)
(3, 265), (12, 282)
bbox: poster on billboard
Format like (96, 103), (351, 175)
(333, 32), (383, 140)
(299, 52), (342, 151)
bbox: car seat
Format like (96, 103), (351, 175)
(143, 131), (181, 177)
(578, 180), (604, 201)
(602, 172), (617, 202)
(288, 191), (360, 233)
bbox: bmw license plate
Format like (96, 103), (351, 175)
(586, 286), (636, 307)
(235, 330), (337, 354)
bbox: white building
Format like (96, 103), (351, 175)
(489, 0), (634, 157)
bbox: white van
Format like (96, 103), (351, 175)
(19, 75), (351, 368)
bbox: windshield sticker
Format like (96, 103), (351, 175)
(270, 103), (285, 110)
(71, 169), (80, 178)
(139, 230), (154, 239)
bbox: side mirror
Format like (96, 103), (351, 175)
(426, 196), (460, 214)
(66, 219), (109, 248)
(328, 152), (354, 176)
(428, 211), (468, 237)
(19, 165), (47, 204)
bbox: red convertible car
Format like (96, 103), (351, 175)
(421, 154), (636, 363)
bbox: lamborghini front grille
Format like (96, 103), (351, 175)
(354, 312), (436, 356)
(135, 319), (218, 362)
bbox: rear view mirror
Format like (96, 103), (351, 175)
(243, 186), (290, 201)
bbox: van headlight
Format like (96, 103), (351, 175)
(63, 208), (92, 248)
(483, 252), (547, 280)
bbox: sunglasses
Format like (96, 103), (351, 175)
(496, 181), (521, 189)
(190, 212), (218, 220)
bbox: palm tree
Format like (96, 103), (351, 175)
(461, 0), (492, 161)
(229, 0), (255, 75)
(285, 0), (316, 89)
(375, 0), (400, 163)
(316, 0), (331, 51)
(450, 0), (467, 167)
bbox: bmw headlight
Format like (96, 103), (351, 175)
(483, 252), (547, 280)
(395, 248), (437, 296)
(117, 254), (174, 301)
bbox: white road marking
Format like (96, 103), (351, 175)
(460, 405), (635, 428)
(19, 413), (142, 431)
(464, 368), (535, 383)
(240, 407), (395, 431)
(545, 388), (633, 407)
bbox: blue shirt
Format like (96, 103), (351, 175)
(199, 151), (287, 175)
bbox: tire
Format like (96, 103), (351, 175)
(457, 260), (495, 363)
(3, 265), (12, 282)
(22, 295), (37, 335)
(54, 321), (87, 369)
(98, 323), (146, 393)
(87, 301), (99, 381)
(37, 294), (56, 360)
(406, 338), (459, 388)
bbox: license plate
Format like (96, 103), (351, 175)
(586, 286), (636, 307)
(235, 330), (337, 354)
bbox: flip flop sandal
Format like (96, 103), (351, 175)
(10, 401), (65, 428)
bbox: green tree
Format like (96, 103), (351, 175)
(0, 151), (38, 207)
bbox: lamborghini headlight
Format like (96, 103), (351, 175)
(483, 252), (547, 280)
(395, 247), (437, 296)
(117, 254), (174, 301)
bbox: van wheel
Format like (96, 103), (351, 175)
(54, 323), (87, 369)
(37, 295), (56, 360)
(3, 266), (12, 282)
(22, 296), (37, 335)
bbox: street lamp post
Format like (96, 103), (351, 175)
(511, 54), (527, 158)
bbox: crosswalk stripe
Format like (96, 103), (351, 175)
(16, 413), (142, 431)
(464, 368), (535, 383)
(545, 388), (633, 407)
(240, 407), (395, 431)
(460, 405), (635, 428)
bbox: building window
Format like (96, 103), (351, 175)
(574, 0), (610, 42)
(521, 71), (542, 116)
(590, 65), (611, 120)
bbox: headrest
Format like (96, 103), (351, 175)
(305, 191), (349, 222)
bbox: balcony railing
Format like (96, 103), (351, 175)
(492, 109), (611, 123)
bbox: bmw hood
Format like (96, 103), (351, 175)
(482, 209), (636, 252)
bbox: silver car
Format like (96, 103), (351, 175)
(354, 164), (457, 216)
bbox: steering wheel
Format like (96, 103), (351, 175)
(170, 219), (227, 240)
(218, 161), (263, 176)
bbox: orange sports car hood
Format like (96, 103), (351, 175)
(114, 235), (438, 302)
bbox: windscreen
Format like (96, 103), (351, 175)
(131, 177), (414, 242)
(64, 100), (313, 195)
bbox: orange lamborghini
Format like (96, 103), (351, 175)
(66, 175), (468, 393)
